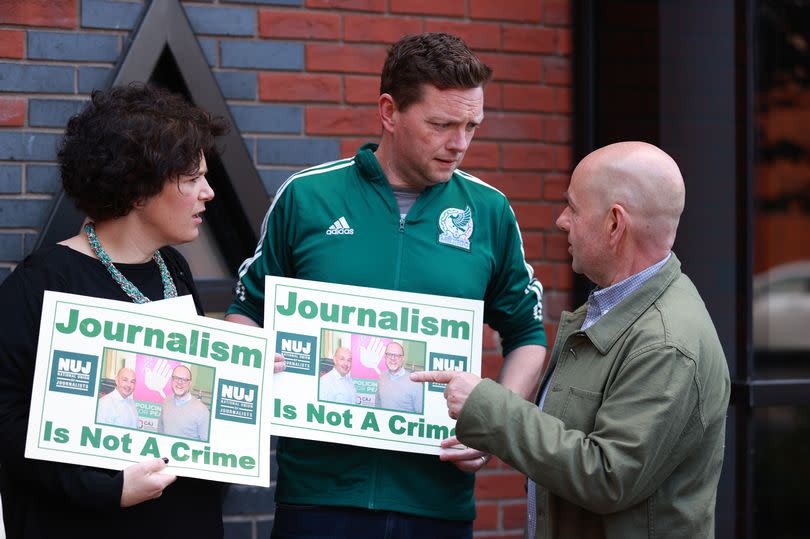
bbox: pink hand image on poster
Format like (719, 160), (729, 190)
(350, 335), (390, 380)
(134, 355), (182, 403)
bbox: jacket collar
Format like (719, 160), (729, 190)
(355, 142), (388, 185)
(565, 253), (682, 355)
(354, 142), (452, 196)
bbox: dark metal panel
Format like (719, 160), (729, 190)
(35, 191), (84, 246)
(749, 379), (810, 407)
(735, 1), (755, 537)
(195, 280), (242, 314)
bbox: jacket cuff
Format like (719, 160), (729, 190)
(456, 379), (510, 452)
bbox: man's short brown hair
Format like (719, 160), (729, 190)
(380, 32), (492, 111)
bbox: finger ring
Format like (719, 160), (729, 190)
(480, 456), (487, 465)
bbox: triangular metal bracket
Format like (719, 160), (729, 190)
(37, 0), (269, 260)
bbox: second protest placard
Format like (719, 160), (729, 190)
(265, 276), (483, 455)
(25, 291), (273, 486)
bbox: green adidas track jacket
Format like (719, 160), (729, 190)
(228, 143), (546, 521)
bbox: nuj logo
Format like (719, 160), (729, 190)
(431, 356), (466, 371)
(221, 384), (255, 403)
(57, 357), (92, 374)
(280, 338), (311, 355)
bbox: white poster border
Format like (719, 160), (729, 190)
(265, 276), (483, 455)
(25, 291), (273, 486)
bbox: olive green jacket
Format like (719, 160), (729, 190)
(457, 254), (730, 538)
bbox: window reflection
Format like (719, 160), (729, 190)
(753, 0), (810, 379)
(753, 261), (810, 354)
(753, 2), (810, 537)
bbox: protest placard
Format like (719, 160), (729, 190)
(265, 276), (483, 455)
(25, 291), (273, 486)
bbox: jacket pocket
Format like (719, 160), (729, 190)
(559, 386), (603, 433)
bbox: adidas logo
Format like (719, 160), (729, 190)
(326, 216), (355, 235)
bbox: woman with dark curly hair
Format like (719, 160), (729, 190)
(0, 84), (228, 538)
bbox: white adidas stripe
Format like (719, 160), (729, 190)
(237, 159), (356, 279)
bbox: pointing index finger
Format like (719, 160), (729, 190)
(410, 370), (455, 384)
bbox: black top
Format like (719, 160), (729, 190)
(0, 245), (224, 539)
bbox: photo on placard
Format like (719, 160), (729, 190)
(95, 348), (215, 442)
(318, 330), (426, 414)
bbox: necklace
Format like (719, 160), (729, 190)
(84, 222), (178, 303)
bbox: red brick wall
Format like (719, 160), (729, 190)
(0, 96), (25, 126)
(0, 0), (77, 28)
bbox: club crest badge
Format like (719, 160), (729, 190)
(438, 205), (473, 250)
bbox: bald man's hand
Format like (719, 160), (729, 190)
(410, 370), (482, 419)
(411, 370), (488, 471)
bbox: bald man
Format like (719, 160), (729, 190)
(413, 142), (731, 538)
(97, 367), (138, 428)
(319, 347), (357, 405)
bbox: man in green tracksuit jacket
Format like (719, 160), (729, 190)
(416, 142), (731, 538)
(226, 33), (548, 538)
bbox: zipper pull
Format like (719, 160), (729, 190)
(399, 216), (405, 232)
